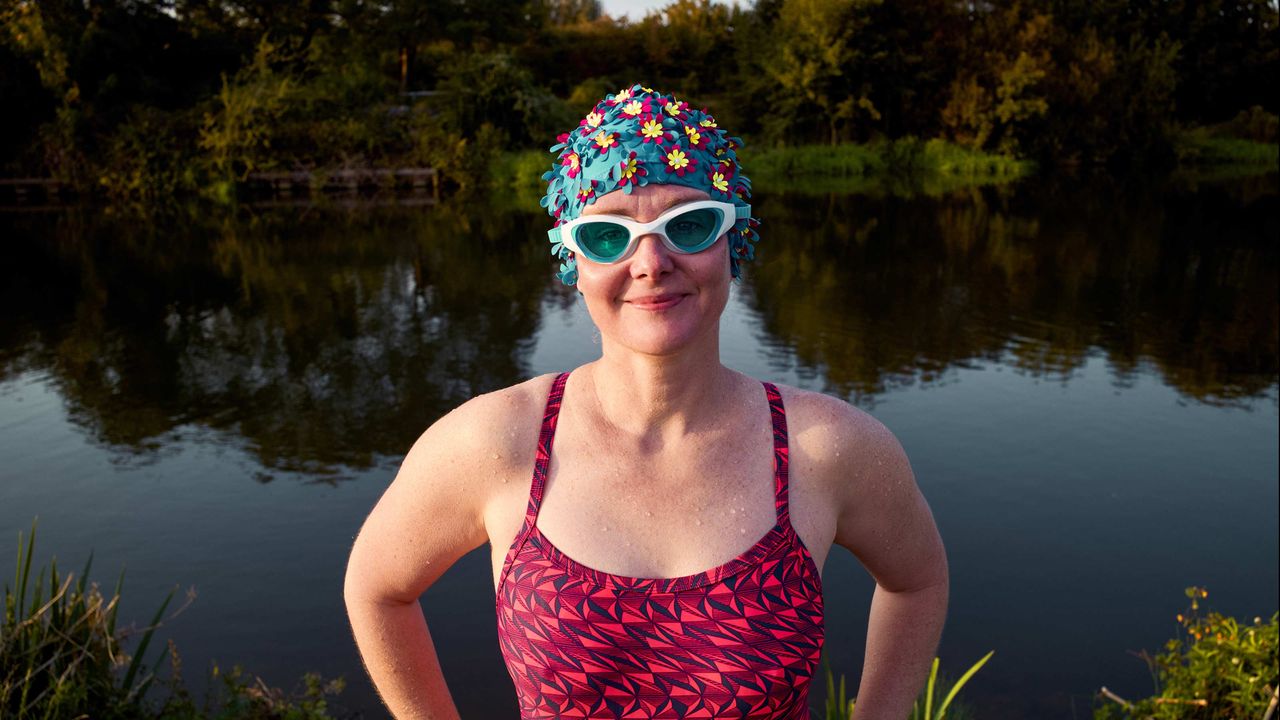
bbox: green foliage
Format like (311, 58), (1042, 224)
(1094, 587), (1279, 720)
(98, 107), (200, 204)
(1174, 131), (1280, 167)
(435, 51), (570, 148)
(748, 140), (1031, 192)
(821, 651), (992, 720)
(1, 0), (1275, 198)
(2, 520), (171, 719)
(2, 520), (345, 720)
(1207, 106), (1279, 144)
(910, 652), (993, 720)
(198, 36), (295, 187)
(153, 662), (344, 720)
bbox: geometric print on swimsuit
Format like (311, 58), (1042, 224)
(496, 373), (825, 719)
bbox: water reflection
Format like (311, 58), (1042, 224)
(746, 176), (1279, 406)
(0, 201), (551, 473)
(1, 175), (1275, 475)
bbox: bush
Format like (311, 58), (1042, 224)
(1095, 587), (1279, 720)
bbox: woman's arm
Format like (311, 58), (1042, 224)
(343, 386), (536, 719)
(805, 395), (950, 720)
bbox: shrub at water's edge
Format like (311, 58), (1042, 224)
(1094, 587), (1279, 720)
(1, 521), (345, 719)
(491, 139), (1034, 199)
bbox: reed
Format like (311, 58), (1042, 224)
(2, 520), (344, 719)
(1, 520), (172, 719)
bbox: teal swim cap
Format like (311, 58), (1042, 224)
(540, 84), (760, 285)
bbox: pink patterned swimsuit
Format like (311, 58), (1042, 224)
(496, 372), (825, 719)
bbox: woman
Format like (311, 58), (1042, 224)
(344, 85), (948, 719)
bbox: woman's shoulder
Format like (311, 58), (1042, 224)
(770, 383), (891, 444)
(422, 372), (563, 461)
(768, 382), (910, 486)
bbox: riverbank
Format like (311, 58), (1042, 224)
(490, 138), (1035, 200)
(488, 134), (1277, 201)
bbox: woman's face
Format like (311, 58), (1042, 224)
(574, 183), (732, 358)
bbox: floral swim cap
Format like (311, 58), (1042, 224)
(540, 83), (760, 285)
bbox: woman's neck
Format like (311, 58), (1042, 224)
(584, 335), (738, 443)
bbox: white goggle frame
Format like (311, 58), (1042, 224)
(549, 200), (750, 264)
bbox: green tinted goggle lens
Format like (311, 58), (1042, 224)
(573, 207), (724, 262)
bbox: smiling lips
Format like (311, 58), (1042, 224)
(625, 293), (686, 310)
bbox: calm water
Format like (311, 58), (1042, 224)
(1, 174), (1276, 719)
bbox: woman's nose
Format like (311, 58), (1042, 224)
(628, 233), (674, 279)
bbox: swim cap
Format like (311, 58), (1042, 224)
(540, 83), (760, 285)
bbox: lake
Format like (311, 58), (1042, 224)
(1, 172), (1276, 718)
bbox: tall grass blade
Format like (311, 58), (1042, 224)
(78, 552), (94, 596)
(17, 521), (36, 621)
(108, 569), (125, 637)
(121, 586), (174, 693)
(935, 650), (994, 719)
(924, 656), (939, 720)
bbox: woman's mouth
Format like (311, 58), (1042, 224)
(626, 293), (686, 310)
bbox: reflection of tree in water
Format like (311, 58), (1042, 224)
(745, 176), (1278, 405)
(0, 201), (551, 473)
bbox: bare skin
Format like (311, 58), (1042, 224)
(344, 183), (949, 720)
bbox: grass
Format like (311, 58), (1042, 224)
(1, 521), (172, 718)
(492, 138), (1035, 200)
(2, 520), (345, 719)
(822, 650), (994, 720)
(1174, 129), (1279, 168)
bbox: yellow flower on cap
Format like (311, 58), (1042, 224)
(710, 171), (729, 193)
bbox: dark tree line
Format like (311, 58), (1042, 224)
(1, 0), (1275, 196)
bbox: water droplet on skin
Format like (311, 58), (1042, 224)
(492, 453), (500, 459)
(740, 528), (747, 534)
(501, 478), (508, 483)
(645, 511), (652, 517)
(601, 526), (608, 532)
(695, 520), (702, 526)
(729, 508), (736, 515)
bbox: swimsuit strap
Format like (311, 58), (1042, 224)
(763, 381), (792, 527)
(524, 371), (570, 525)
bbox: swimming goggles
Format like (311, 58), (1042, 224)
(548, 200), (751, 264)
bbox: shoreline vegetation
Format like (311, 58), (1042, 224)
(4, 522), (1276, 719)
(2, 522), (344, 720)
(1, 1), (1276, 206)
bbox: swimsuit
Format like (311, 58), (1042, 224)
(496, 372), (825, 719)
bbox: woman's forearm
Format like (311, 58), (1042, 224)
(346, 594), (461, 720)
(850, 579), (949, 720)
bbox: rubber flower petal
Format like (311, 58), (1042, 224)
(709, 170), (729, 194)
(592, 130), (618, 153)
(618, 151), (647, 187)
(639, 116), (667, 144)
(664, 147), (697, 176)
(562, 151), (581, 179)
(683, 125), (706, 148)
(663, 100), (688, 119)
